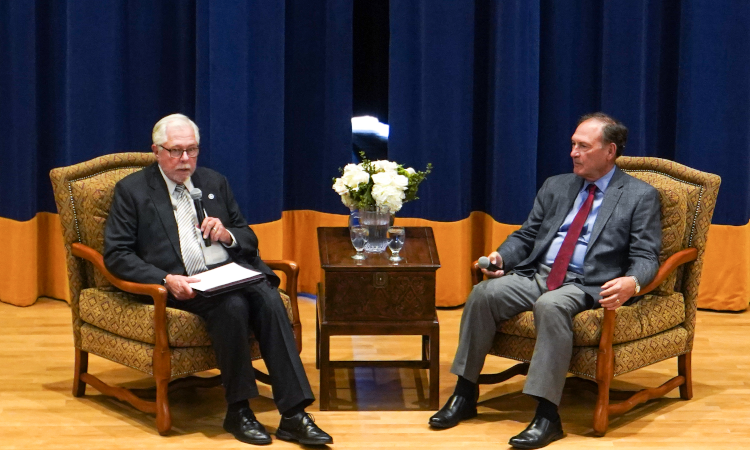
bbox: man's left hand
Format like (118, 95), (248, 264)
(200, 217), (233, 245)
(599, 276), (637, 310)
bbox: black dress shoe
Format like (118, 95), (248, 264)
(276, 412), (333, 445)
(428, 395), (477, 429)
(508, 415), (564, 449)
(223, 407), (272, 445)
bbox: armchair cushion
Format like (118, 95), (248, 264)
(499, 292), (685, 346)
(79, 323), (222, 377)
(79, 287), (296, 348)
(490, 325), (689, 380)
(626, 171), (690, 295)
(71, 166), (143, 288)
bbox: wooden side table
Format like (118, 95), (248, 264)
(316, 226), (441, 410)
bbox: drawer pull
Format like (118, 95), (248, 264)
(373, 272), (388, 288)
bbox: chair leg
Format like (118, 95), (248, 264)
(73, 348), (88, 397)
(593, 373), (612, 436)
(153, 349), (172, 435)
(593, 339), (615, 436)
(155, 375), (172, 435)
(678, 352), (693, 400)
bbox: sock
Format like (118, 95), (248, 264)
(453, 376), (478, 402)
(534, 396), (559, 421)
(282, 402), (306, 419)
(228, 399), (250, 413)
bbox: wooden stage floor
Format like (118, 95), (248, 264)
(1, 297), (748, 449)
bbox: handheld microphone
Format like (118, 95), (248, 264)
(189, 188), (211, 247)
(478, 256), (502, 272)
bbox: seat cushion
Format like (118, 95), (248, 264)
(80, 323), (221, 376)
(498, 292), (685, 346)
(489, 326), (689, 380)
(79, 287), (295, 348)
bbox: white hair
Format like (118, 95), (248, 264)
(152, 114), (201, 146)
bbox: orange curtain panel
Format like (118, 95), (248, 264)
(2, 211), (747, 311)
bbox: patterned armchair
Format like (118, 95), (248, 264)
(472, 157), (720, 435)
(50, 152), (302, 435)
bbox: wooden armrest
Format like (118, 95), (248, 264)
(638, 247), (698, 296)
(71, 242), (170, 352)
(71, 243), (168, 303)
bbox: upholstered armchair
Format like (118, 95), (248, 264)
(50, 152), (302, 435)
(472, 157), (721, 435)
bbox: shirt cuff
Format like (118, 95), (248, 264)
(222, 230), (238, 248)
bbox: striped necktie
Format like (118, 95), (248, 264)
(173, 184), (207, 276)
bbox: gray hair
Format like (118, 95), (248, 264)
(152, 114), (201, 146)
(578, 112), (628, 157)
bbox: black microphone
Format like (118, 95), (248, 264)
(189, 188), (211, 247)
(478, 256), (502, 272)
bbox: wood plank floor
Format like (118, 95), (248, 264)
(1, 297), (748, 449)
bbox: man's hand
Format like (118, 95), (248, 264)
(481, 251), (505, 278)
(599, 276), (637, 310)
(165, 274), (200, 300)
(200, 216), (233, 245)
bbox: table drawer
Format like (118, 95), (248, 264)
(323, 271), (436, 321)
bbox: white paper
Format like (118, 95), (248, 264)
(189, 262), (262, 292)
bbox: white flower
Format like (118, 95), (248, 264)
(372, 183), (405, 212)
(393, 174), (409, 188)
(339, 164), (370, 188)
(332, 177), (350, 195)
(405, 167), (416, 176)
(372, 171), (408, 187)
(372, 160), (399, 173)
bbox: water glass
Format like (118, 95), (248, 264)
(348, 209), (360, 229)
(387, 227), (405, 262)
(350, 226), (369, 260)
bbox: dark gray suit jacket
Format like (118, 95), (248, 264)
(498, 167), (661, 301)
(104, 163), (279, 287)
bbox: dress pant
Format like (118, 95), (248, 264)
(450, 264), (592, 405)
(175, 279), (314, 414)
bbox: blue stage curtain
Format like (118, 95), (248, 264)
(1, 0), (748, 225)
(389, 0), (750, 226)
(0, 0), (351, 224)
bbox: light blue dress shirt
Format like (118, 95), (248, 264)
(543, 166), (617, 274)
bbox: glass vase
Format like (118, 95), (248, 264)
(359, 205), (390, 253)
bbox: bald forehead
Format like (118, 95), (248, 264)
(577, 118), (605, 134)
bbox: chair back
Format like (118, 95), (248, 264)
(50, 152), (156, 347)
(616, 157), (721, 348)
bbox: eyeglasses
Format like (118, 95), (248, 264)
(159, 145), (200, 158)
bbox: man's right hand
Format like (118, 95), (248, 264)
(164, 274), (200, 300)
(481, 251), (505, 278)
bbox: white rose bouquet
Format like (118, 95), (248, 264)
(333, 152), (432, 213)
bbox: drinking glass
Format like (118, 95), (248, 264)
(350, 226), (369, 260)
(387, 227), (405, 262)
(348, 209), (360, 229)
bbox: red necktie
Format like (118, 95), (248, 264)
(547, 184), (597, 290)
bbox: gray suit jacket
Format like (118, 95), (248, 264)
(498, 167), (661, 301)
(104, 163), (279, 288)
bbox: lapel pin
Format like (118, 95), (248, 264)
(208, 193), (215, 199)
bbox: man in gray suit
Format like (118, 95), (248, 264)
(428, 113), (661, 449)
